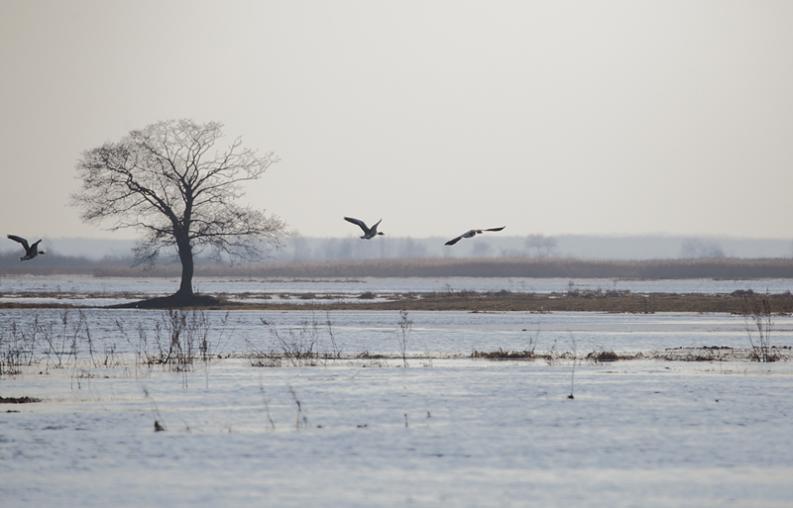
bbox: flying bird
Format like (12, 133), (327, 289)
(344, 217), (385, 239)
(444, 227), (505, 246)
(7, 235), (45, 261)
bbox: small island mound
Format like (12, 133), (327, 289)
(109, 293), (225, 309)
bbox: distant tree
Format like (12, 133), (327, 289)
(525, 234), (558, 257)
(72, 119), (285, 304)
(291, 236), (313, 262)
(471, 240), (493, 257)
(679, 238), (725, 259)
(398, 238), (428, 258)
(330, 238), (354, 260)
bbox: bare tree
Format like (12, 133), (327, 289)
(679, 238), (725, 259)
(525, 234), (558, 258)
(72, 119), (285, 303)
(471, 240), (492, 257)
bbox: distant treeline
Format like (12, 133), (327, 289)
(0, 252), (109, 275)
(9, 234), (793, 261)
(224, 257), (793, 279)
(2, 252), (793, 279)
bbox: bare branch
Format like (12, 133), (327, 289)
(72, 119), (285, 278)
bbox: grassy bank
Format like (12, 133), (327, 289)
(212, 291), (793, 313)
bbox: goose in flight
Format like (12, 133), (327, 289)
(7, 235), (45, 261)
(444, 227), (505, 246)
(344, 217), (385, 239)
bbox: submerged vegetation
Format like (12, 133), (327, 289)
(3, 308), (789, 383)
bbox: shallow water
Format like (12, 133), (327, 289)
(1, 274), (792, 305)
(2, 276), (793, 507)
(1, 308), (791, 358)
(1, 359), (792, 508)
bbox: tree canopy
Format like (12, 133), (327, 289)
(73, 119), (285, 300)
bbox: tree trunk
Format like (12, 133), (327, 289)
(175, 231), (194, 299)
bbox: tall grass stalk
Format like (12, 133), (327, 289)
(568, 335), (577, 400)
(398, 310), (412, 368)
(745, 295), (775, 362)
(288, 385), (308, 430)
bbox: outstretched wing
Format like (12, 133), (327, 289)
(7, 235), (29, 250)
(445, 234), (464, 246)
(30, 239), (42, 250)
(484, 226), (505, 232)
(344, 216), (369, 233)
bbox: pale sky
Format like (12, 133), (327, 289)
(1, 0), (792, 241)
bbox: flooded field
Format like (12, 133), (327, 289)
(2, 356), (792, 507)
(1, 307), (793, 358)
(2, 277), (793, 507)
(1, 275), (793, 307)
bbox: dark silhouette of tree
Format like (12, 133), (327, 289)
(72, 119), (285, 303)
